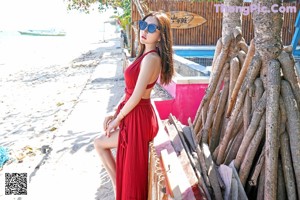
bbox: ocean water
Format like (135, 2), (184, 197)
(0, 25), (119, 76)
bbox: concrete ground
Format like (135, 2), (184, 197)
(1, 38), (124, 200)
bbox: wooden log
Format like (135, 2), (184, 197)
(202, 64), (229, 144)
(193, 37), (232, 127)
(217, 54), (261, 165)
(210, 72), (230, 153)
(277, 159), (287, 200)
(281, 80), (300, 196)
(234, 92), (267, 169)
(211, 37), (223, 74)
(257, 162), (265, 200)
(252, 78), (264, 112)
(202, 143), (223, 200)
(248, 82), (255, 101)
(224, 127), (244, 165)
(229, 57), (240, 103)
(237, 40), (248, 54)
(194, 114), (202, 142)
(265, 59), (281, 200)
(278, 51), (300, 109)
(219, 113), (229, 143)
(248, 145), (265, 186)
(279, 97), (287, 135)
(243, 90), (252, 133)
(280, 132), (298, 200)
(237, 50), (246, 68)
(239, 114), (266, 186)
(223, 111), (243, 164)
(213, 145), (220, 162)
(201, 103), (209, 128)
(283, 45), (293, 53)
(227, 39), (255, 116)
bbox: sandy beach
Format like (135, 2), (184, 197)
(0, 29), (125, 199)
(0, 37), (109, 160)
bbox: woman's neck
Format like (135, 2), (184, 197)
(144, 44), (157, 54)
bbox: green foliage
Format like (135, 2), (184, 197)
(112, 0), (131, 30)
(65, 0), (131, 29)
(65, 0), (98, 13)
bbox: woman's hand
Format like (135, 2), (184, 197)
(105, 118), (121, 137)
(103, 112), (115, 132)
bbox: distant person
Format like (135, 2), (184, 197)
(120, 29), (128, 48)
(94, 11), (174, 200)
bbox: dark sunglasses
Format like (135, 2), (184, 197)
(138, 20), (160, 33)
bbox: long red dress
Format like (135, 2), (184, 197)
(116, 49), (159, 200)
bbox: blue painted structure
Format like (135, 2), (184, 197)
(292, 11), (300, 56)
(173, 46), (215, 58)
(174, 49), (215, 57)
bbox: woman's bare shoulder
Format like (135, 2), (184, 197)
(142, 52), (161, 69)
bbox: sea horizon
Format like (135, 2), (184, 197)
(0, 18), (119, 77)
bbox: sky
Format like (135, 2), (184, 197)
(0, 0), (115, 31)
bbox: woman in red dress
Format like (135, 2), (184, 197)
(94, 11), (174, 199)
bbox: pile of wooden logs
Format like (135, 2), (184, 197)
(153, 37), (300, 200)
(187, 0), (300, 198)
(190, 40), (300, 199)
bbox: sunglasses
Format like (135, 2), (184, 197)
(138, 20), (160, 33)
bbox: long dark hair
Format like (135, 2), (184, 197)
(136, 11), (174, 85)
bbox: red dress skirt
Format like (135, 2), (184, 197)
(116, 50), (159, 200)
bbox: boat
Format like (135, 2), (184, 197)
(18, 29), (66, 36)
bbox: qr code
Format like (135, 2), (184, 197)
(5, 173), (27, 195)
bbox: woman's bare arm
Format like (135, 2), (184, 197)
(105, 53), (161, 134)
(120, 53), (161, 116)
(113, 94), (126, 112)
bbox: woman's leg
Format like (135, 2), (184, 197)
(94, 130), (119, 194)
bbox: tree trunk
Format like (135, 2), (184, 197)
(132, 0), (146, 18)
(191, 0), (300, 199)
(252, 0), (283, 199)
(194, 0), (243, 134)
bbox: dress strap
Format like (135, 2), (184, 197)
(146, 78), (158, 89)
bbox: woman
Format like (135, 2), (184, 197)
(94, 11), (174, 200)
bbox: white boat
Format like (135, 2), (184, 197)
(18, 29), (66, 36)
